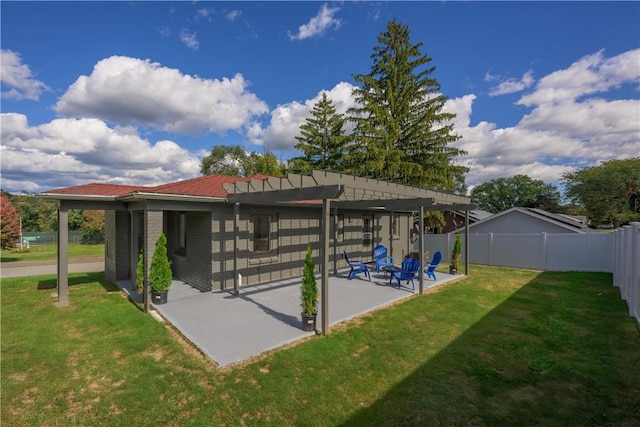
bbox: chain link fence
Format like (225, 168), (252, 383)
(21, 231), (93, 245)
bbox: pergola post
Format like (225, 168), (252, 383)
(56, 204), (69, 307)
(418, 207), (425, 295)
(321, 198), (330, 335)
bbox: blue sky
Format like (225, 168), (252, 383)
(1, 1), (639, 194)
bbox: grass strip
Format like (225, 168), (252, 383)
(1, 243), (105, 263)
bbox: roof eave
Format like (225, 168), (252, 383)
(39, 193), (119, 202)
(119, 192), (227, 203)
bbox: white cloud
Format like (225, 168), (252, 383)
(54, 56), (269, 135)
(448, 50), (640, 190)
(226, 10), (242, 22)
(196, 7), (215, 21)
(288, 4), (342, 41)
(180, 29), (200, 50)
(0, 50), (50, 101)
(489, 70), (535, 96)
(0, 113), (201, 192)
(518, 49), (640, 106)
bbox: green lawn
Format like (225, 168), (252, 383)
(2, 266), (639, 426)
(0, 242), (104, 263)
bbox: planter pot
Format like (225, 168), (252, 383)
(151, 288), (168, 305)
(449, 266), (458, 275)
(301, 314), (317, 332)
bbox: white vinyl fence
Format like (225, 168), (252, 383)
(416, 225), (640, 324)
(612, 223), (640, 325)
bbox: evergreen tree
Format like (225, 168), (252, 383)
(347, 19), (467, 190)
(149, 233), (172, 292)
(135, 248), (145, 294)
(300, 245), (318, 316)
(291, 92), (348, 172)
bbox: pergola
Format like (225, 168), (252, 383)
(224, 171), (476, 335)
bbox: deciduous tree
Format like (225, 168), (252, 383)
(1, 191), (21, 248)
(81, 210), (105, 242)
(200, 145), (286, 177)
(244, 151), (287, 177)
(200, 145), (246, 176)
(562, 158), (640, 227)
(347, 19), (467, 191)
(471, 175), (561, 214)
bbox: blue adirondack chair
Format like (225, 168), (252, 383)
(343, 251), (371, 281)
(389, 257), (420, 290)
(373, 245), (395, 273)
(424, 251), (442, 280)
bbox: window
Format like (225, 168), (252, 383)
(179, 213), (187, 250)
(391, 214), (399, 237)
(253, 215), (270, 252)
(363, 216), (372, 247)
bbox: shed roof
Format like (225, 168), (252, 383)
(453, 207), (593, 234)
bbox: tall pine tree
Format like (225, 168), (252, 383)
(347, 19), (467, 191)
(290, 92), (348, 172)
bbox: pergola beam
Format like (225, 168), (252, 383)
(423, 203), (477, 211)
(227, 185), (344, 204)
(332, 198), (435, 211)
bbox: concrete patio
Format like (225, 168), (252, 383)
(120, 269), (460, 367)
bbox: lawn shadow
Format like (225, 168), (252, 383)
(340, 271), (637, 426)
(37, 272), (119, 293)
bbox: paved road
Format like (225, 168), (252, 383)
(1, 257), (104, 279)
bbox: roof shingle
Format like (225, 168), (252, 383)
(43, 175), (270, 198)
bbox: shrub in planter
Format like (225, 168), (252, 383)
(450, 233), (461, 274)
(300, 245), (318, 331)
(149, 233), (172, 304)
(135, 248), (145, 296)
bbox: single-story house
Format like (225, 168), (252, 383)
(454, 207), (593, 234)
(42, 170), (474, 332)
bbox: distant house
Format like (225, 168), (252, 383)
(41, 170), (473, 307)
(419, 209), (493, 234)
(454, 207), (593, 234)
